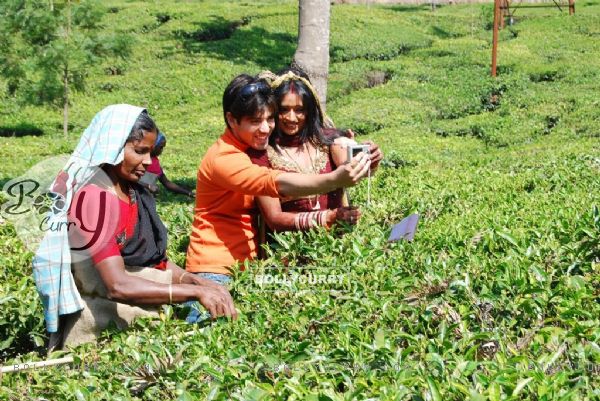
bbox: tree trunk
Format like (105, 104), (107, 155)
(63, 66), (69, 137)
(63, 0), (70, 137)
(292, 0), (331, 112)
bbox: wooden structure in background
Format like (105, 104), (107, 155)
(499, 0), (575, 27)
(491, 0), (575, 77)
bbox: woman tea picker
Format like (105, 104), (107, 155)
(138, 131), (196, 198)
(32, 105), (236, 350)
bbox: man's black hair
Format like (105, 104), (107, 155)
(222, 74), (276, 129)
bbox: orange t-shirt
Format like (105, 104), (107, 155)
(185, 129), (282, 274)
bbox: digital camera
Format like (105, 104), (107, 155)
(346, 144), (370, 163)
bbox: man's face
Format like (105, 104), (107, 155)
(227, 108), (275, 150)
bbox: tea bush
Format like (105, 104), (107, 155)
(1, 0), (599, 399)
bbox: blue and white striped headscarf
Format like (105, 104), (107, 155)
(33, 104), (146, 333)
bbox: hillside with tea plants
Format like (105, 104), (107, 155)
(0, 0), (599, 399)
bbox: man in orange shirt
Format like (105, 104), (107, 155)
(185, 74), (372, 289)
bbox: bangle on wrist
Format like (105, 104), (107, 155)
(294, 213), (301, 231)
(179, 272), (189, 284)
(318, 210), (328, 228)
(168, 283), (173, 304)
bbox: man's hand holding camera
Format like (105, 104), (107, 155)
(334, 151), (371, 187)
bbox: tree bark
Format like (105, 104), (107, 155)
(491, 0), (500, 77)
(63, 0), (71, 137)
(292, 0), (331, 112)
(63, 66), (69, 137)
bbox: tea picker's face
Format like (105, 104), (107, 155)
(278, 92), (306, 136)
(115, 130), (157, 182)
(227, 108), (275, 150)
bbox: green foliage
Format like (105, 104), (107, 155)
(330, 7), (433, 62)
(1, 0), (600, 399)
(0, 224), (45, 360)
(0, 0), (132, 133)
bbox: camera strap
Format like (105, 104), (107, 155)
(367, 163), (371, 207)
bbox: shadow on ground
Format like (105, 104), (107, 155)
(175, 17), (296, 71)
(389, 4), (439, 12)
(0, 124), (44, 137)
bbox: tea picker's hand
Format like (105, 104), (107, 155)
(195, 281), (238, 320)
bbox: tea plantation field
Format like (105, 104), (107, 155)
(1, 0), (599, 399)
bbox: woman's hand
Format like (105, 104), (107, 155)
(330, 135), (382, 173)
(193, 279), (238, 320)
(330, 136), (357, 167)
(170, 263), (237, 320)
(362, 140), (383, 171)
(326, 207), (361, 226)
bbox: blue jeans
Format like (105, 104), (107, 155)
(185, 273), (231, 323)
